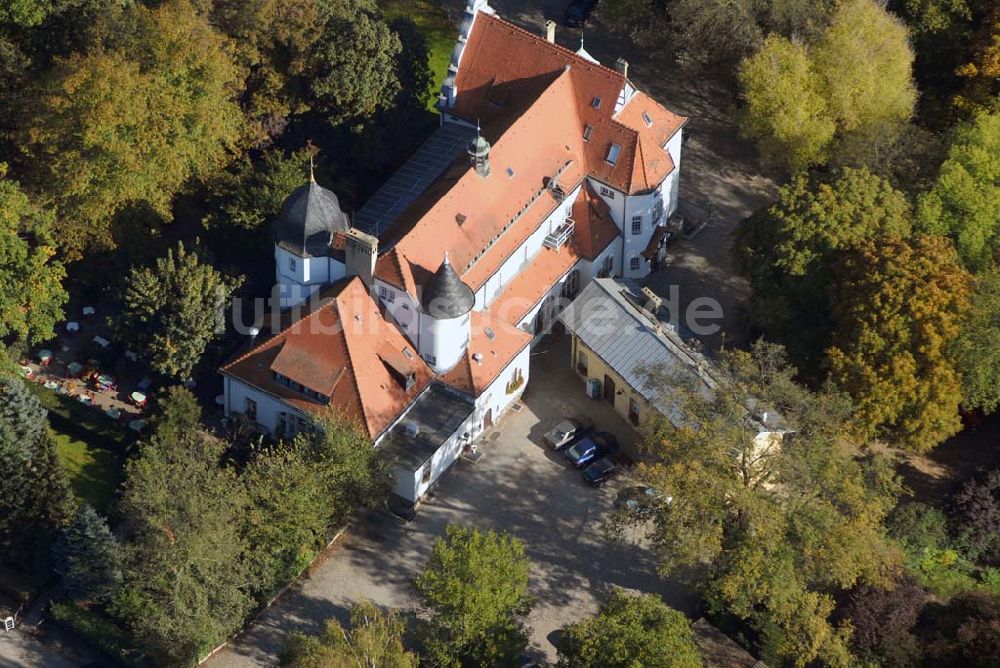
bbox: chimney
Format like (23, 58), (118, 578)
(545, 20), (556, 43)
(344, 228), (378, 296)
(615, 57), (629, 78)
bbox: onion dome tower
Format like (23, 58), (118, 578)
(273, 164), (351, 308)
(417, 253), (475, 372)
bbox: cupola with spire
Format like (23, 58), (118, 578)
(417, 252), (475, 372)
(467, 123), (491, 178)
(274, 160), (350, 258)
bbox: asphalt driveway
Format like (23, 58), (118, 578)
(207, 333), (691, 666)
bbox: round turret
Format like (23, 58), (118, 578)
(418, 253), (475, 372)
(274, 176), (349, 258)
(421, 253), (475, 319)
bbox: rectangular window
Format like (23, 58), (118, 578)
(244, 398), (257, 421)
(378, 285), (395, 303)
(642, 111), (653, 127)
(631, 215), (642, 235)
(577, 350), (588, 375)
(288, 257), (296, 272)
(629, 397), (640, 424)
(599, 186), (615, 199)
(630, 257), (641, 271)
(600, 254), (614, 277)
(605, 143), (621, 165)
(425, 353), (436, 366)
(582, 124), (593, 142)
(591, 96), (602, 109)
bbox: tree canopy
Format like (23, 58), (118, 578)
(556, 590), (701, 668)
(0, 168), (67, 345)
(609, 341), (901, 667)
(280, 601), (419, 668)
(119, 242), (240, 380)
(20, 0), (245, 255)
(414, 525), (533, 667)
(951, 269), (1000, 412)
(827, 235), (970, 452)
(53, 504), (123, 603)
(734, 168), (911, 371)
(917, 112), (1000, 272)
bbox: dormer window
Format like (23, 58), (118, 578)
(605, 143), (622, 166)
(288, 256), (296, 272)
(582, 124), (593, 142)
(591, 96), (601, 109)
(642, 111), (653, 127)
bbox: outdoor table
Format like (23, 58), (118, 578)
(67, 362), (83, 377)
(105, 407), (121, 420)
(43, 380), (59, 391)
(130, 391), (147, 406)
(18, 365), (32, 378)
(82, 306), (96, 317)
(78, 395), (92, 405)
(38, 349), (53, 365)
(97, 373), (115, 387)
(128, 419), (146, 432)
(65, 321), (80, 333)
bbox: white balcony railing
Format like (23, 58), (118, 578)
(543, 217), (575, 250)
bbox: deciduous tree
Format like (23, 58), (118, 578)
(556, 590), (701, 668)
(116, 418), (251, 665)
(280, 601), (419, 668)
(827, 236), (970, 452)
(917, 112), (1000, 272)
(20, 0), (245, 255)
(951, 269), (1000, 412)
(738, 36), (835, 171)
(919, 591), (1000, 666)
(734, 168), (911, 371)
(120, 242), (241, 380)
(838, 575), (925, 666)
(952, 3), (1000, 116)
(952, 469), (1000, 565)
(0, 168), (67, 345)
(414, 525), (532, 667)
(609, 341), (901, 667)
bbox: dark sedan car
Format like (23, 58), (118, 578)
(564, 0), (598, 27)
(564, 431), (619, 468)
(582, 457), (619, 486)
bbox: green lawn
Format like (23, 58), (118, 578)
(54, 431), (123, 512)
(381, 0), (456, 111)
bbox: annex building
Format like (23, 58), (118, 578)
(220, 0), (687, 507)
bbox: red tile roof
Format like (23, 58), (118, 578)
(220, 278), (434, 439)
(488, 244), (580, 326)
(571, 183), (619, 260)
(439, 311), (532, 395)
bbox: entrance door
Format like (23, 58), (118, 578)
(603, 374), (616, 404)
(483, 408), (493, 429)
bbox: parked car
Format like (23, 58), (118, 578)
(564, 0), (598, 27)
(582, 457), (620, 486)
(543, 416), (594, 449)
(564, 431), (619, 468)
(615, 484), (672, 517)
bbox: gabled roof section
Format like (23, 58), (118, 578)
(448, 12), (687, 195)
(220, 278), (434, 439)
(571, 183), (620, 260)
(439, 311), (532, 396)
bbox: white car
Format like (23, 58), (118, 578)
(543, 417), (594, 450)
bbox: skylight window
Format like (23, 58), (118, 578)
(605, 143), (622, 166)
(403, 348), (414, 359)
(591, 96), (602, 109)
(506, 167), (515, 178)
(582, 124), (593, 142)
(642, 111), (653, 127)
(485, 327), (495, 341)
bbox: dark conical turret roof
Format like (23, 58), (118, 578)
(421, 253), (475, 319)
(274, 175), (350, 257)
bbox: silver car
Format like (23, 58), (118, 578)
(543, 417), (594, 449)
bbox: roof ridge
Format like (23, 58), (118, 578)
(333, 283), (372, 434)
(478, 12), (625, 80)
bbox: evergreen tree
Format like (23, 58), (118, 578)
(120, 243), (241, 380)
(53, 504), (123, 602)
(0, 378), (73, 569)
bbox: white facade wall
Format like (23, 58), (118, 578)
(275, 245), (347, 307)
(224, 375), (306, 435)
(376, 280), (420, 342)
(417, 310), (471, 372)
(475, 183), (582, 311)
(471, 344), (531, 435)
(663, 130), (683, 214)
